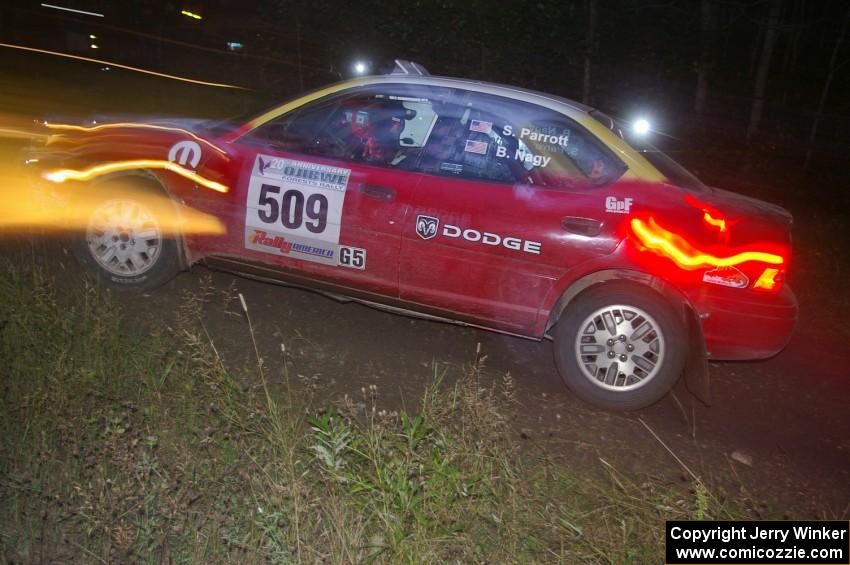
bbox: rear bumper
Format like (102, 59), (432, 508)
(693, 284), (798, 360)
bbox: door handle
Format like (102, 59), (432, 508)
(561, 216), (603, 237)
(359, 184), (396, 202)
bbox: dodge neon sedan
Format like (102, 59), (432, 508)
(30, 60), (798, 410)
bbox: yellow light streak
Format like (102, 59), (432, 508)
(0, 127), (48, 142)
(44, 122), (227, 155)
(44, 160), (229, 193)
(0, 182), (224, 236)
(181, 10), (202, 19)
(631, 217), (784, 268)
(753, 268), (780, 291)
(0, 42), (246, 89)
(703, 211), (727, 232)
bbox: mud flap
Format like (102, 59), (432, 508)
(683, 307), (711, 406)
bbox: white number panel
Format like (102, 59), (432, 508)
(244, 155), (350, 266)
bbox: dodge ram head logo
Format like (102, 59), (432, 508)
(415, 215), (439, 240)
(167, 140), (202, 169)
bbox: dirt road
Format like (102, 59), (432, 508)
(106, 258), (847, 519)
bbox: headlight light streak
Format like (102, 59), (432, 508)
(44, 159), (229, 193)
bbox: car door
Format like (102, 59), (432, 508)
(399, 90), (628, 332)
(216, 87), (430, 298)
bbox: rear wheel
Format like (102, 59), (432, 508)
(553, 282), (687, 410)
(72, 177), (180, 290)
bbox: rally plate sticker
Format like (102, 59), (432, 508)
(338, 245), (366, 270)
(244, 156), (350, 266)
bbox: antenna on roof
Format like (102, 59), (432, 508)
(390, 59), (430, 76)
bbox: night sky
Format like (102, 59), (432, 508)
(1, 1), (848, 174)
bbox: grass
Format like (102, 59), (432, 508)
(0, 253), (753, 563)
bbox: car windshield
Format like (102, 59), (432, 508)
(198, 86), (335, 137)
(590, 110), (707, 192)
(199, 105), (286, 137)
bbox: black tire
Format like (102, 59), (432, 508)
(553, 282), (687, 411)
(71, 176), (181, 290)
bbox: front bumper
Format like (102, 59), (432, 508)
(693, 284), (798, 360)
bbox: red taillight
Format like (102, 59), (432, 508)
(753, 268), (782, 292)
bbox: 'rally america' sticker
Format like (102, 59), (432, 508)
(244, 156), (350, 265)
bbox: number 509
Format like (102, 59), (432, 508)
(258, 183), (328, 234)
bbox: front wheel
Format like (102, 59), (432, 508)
(553, 282), (687, 410)
(71, 178), (180, 290)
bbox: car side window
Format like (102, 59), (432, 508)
(415, 98), (520, 184)
(468, 94), (626, 188)
(241, 90), (432, 170)
(412, 91), (624, 187)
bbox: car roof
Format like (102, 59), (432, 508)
(345, 74), (596, 115)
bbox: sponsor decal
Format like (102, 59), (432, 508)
(245, 228), (336, 261)
(415, 215), (439, 240)
(244, 155), (350, 266)
(167, 140), (202, 169)
(249, 229), (293, 254)
(702, 266), (749, 289)
(291, 242), (335, 258)
(605, 196), (633, 214)
(257, 156), (271, 175)
(463, 139), (489, 155)
(255, 156), (349, 191)
(469, 119), (492, 134)
(439, 162), (463, 175)
(415, 215), (542, 254)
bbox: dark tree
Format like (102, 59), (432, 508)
(695, 0), (716, 115)
(747, 0), (782, 139)
(805, 5), (850, 167)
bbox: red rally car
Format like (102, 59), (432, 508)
(29, 60), (798, 410)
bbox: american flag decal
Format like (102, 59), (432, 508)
(464, 139), (489, 155)
(469, 119), (492, 133)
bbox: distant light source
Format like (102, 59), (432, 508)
(353, 61), (368, 75)
(633, 118), (651, 136)
(226, 41), (243, 51)
(89, 34), (96, 39)
(40, 3), (104, 17)
(180, 9), (202, 20)
(90, 44), (99, 49)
